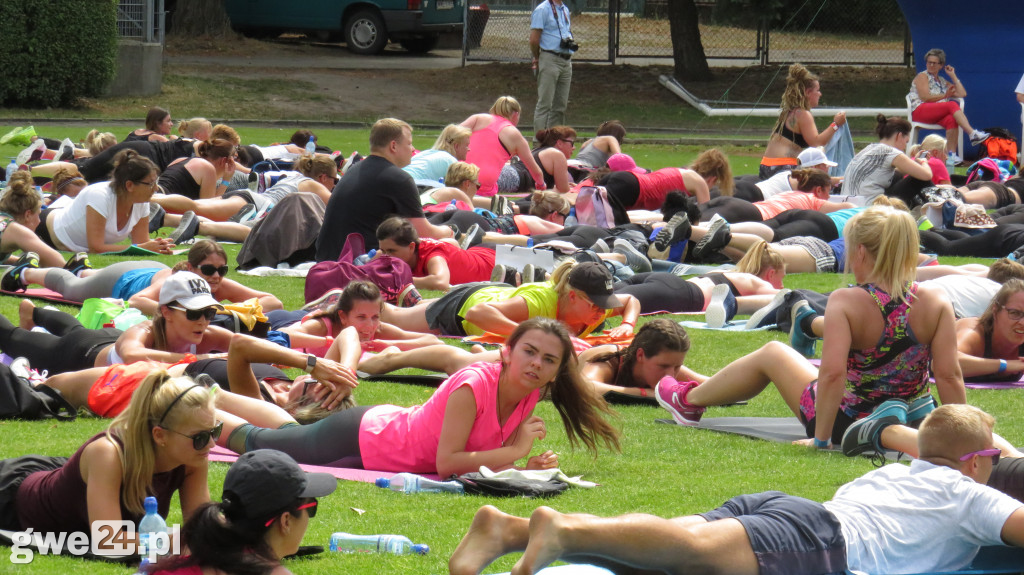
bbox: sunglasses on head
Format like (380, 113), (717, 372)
(959, 448), (1000, 465)
(265, 500), (318, 527)
(199, 264), (229, 277)
(169, 305), (218, 321)
(166, 420), (223, 450)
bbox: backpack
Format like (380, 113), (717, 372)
(965, 158), (1018, 184)
(304, 233), (414, 306)
(574, 186), (616, 228)
(76, 298), (129, 329)
(979, 127), (1019, 166)
(0, 373), (76, 421)
(450, 472), (569, 498)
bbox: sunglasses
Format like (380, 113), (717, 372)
(265, 500), (318, 527)
(169, 305), (218, 322)
(165, 420), (223, 450)
(199, 264), (229, 277)
(959, 448), (1000, 465)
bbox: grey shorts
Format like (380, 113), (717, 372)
(778, 236), (837, 273)
(700, 491), (847, 575)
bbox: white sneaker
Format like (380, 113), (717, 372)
(15, 139), (46, 167)
(969, 130), (991, 146)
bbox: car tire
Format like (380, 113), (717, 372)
(399, 35), (440, 54)
(344, 9), (388, 55)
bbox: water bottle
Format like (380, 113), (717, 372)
(375, 472), (465, 494)
(133, 558), (150, 575)
(329, 532), (429, 555)
(305, 136), (316, 156)
(3, 159), (16, 188)
(564, 206), (578, 227)
(138, 496), (168, 557)
(946, 151), (956, 171)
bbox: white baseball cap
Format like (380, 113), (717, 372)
(798, 147), (838, 168)
(158, 271), (223, 310)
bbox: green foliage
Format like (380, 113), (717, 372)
(0, 0), (119, 107)
(712, 0), (905, 36)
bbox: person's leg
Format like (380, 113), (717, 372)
(151, 194), (200, 215)
(533, 52), (559, 133)
(728, 222), (775, 242)
(511, 506), (758, 575)
(26, 261), (165, 302)
(40, 367), (109, 409)
(686, 341), (818, 416)
(549, 58), (572, 128)
(919, 227), (1010, 257)
(380, 302), (434, 334)
(431, 187), (475, 206)
(196, 220), (250, 243)
(358, 345), (496, 375)
(450, 506), (531, 575)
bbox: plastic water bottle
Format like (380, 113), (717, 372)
(133, 558), (150, 575)
(138, 496), (168, 557)
(3, 159), (16, 188)
(329, 533), (429, 555)
(564, 206), (578, 227)
(946, 151), (956, 171)
(375, 472), (465, 494)
(305, 136), (316, 156)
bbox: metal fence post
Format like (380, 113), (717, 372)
(607, 0), (616, 63)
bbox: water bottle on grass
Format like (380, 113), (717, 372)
(329, 532), (429, 555)
(375, 472), (464, 494)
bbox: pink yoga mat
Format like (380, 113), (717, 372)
(1, 287), (82, 305)
(208, 446), (441, 482)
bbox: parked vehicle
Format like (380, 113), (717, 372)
(224, 0), (464, 55)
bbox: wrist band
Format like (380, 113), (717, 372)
(622, 321), (635, 327)
(813, 438), (829, 449)
(219, 179), (230, 187)
(999, 359), (1008, 373)
(830, 122), (838, 130)
(639, 388), (648, 397)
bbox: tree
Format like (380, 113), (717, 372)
(169, 0), (233, 37)
(667, 0), (712, 81)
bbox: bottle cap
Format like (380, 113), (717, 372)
(412, 544), (429, 555)
(144, 496), (158, 512)
(374, 477), (391, 488)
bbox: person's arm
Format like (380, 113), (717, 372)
(543, 150), (572, 194)
(463, 296), (531, 336)
(176, 460), (211, 521)
(793, 108), (845, 148)
(297, 178), (332, 205)
(680, 171), (710, 204)
(188, 159), (220, 200)
(955, 319), (1024, 379)
(924, 289), (966, 404)
(214, 278), (283, 312)
(505, 128), (547, 190)
(413, 255), (452, 291)
(115, 322), (209, 364)
(944, 65), (966, 98)
(409, 216), (456, 241)
(88, 206), (169, 254)
(816, 201), (855, 213)
(82, 437), (129, 525)
(1017, 92), (1024, 104)
(604, 294), (640, 338)
(529, 28), (542, 72)
(435, 384), (545, 477)
(362, 322), (443, 351)
(1000, 507), (1024, 548)
(892, 153), (933, 181)
(811, 289), (856, 447)
(913, 73), (945, 104)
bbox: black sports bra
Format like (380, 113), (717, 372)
(775, 122), (809, 148)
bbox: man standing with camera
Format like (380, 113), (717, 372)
(529, 0), (576, 135)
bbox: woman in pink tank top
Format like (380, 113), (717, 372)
(462, 96), (546, 197)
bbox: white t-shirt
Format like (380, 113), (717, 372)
(842, 142), (903, 201)
(921, 275), (1000, 318)
(755, 171), (794, 200)
(51, 182), (149, 252)
(824, 460), (1021, 574)
(255, 144), (300, 162)
(1015, 72), (1024, 96)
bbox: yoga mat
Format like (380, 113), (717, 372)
(495, 566), (613, 575)
(806, 359), (1024, 389)
(679, 320), (772, 332)
(0, 287), (82, 305)
(356, 371), (447, 387)
(108, 245), (161, 256)
(207, 446), (442, 482)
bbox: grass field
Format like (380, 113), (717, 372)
(0, 125), (1012, 575)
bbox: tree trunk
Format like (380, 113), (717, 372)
(170, 0), (233, 37)
(668, 0), (713, 81)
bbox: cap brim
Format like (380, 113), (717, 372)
(177, 293), (225, 310)
(300, 472), (338, 498)
(629, 168), (649, 175)
(588, 292), (625, 310)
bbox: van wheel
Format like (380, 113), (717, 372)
(344, 9), (388, 55)
(399, 36), (440, 54)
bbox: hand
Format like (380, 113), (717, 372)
(361, 339), (389, 352)
(513, 415), (547, 457)
(945, 85), (957, 99)
(793, 438), (829, 449)
(310, 360), (359, 410)
(833, 111), (847, 126)
(605, 323), (634, 338)
(534, 180), (547, 191)
(944, 64), (956, 76)
(139, 238), (173, 254)
(526, 450), (559, 470)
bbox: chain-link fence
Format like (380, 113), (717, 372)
(116, 0), (166, 44)
(465, 0), (911, 66)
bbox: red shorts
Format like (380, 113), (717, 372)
(86, 357), (196, 417)
(912, 101), (961, 130)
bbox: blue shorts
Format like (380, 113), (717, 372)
(111, 267), (160, 300)
(828, 238), (846, 273)
(700, 491), (847, 575)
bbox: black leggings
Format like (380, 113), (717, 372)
(0, 307), (121, 374)
(884, 174), (932, 207)
(532, 224), (652, 251)
(993, 205), (1024, 226)
(613, 272), (705, 314)
(79, 141), (157, 183)
(988, 457), (1024, 503)
(763, 210), (838, 242)
(427, 210), (492, 233)
(731, 176), (764, 203)
(235, 405), (374, 467)
(919, 225), (1024, 258)
(700, 196), (762, 223)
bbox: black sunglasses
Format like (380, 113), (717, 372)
(166, 420), (223, 450)
(169, 305), (218, 322)
(199, 264), (229, 277)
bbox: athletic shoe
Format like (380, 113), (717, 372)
(531, 266), (548, 283)
(969, 129), (991, 146)
(397, 284), (423, 307)
(572, 249), (602, 265)
(302, 287), (345, 312)
(947, 152), (963, 165)
(490, 264), (519, 286)
(168, 211), (200, 244)
(789, 299), (819, 358)
(458, 224), (483, 250)
(57, 138), (76, 161)
(591, 238), (610, 254)
(654, 377), (705, 426)
(15, 139), (46, 167)
(9, 356), (46, 385)
(648, 212), (692, 260)
(341, 152), (363, 173)
(705, 283), (737, 328)
(63, 252), (92, 276)
(743, 288), (792, 330)
(906, 395), (937, 428)
(841, 399), (908, 457)
(690, 215), (731, 260)
(614, 242), (653, 273)
(1, 251), (40, 292)
(228, 203), (257, 224)
(490, 194), (515, 216)
(522, 264), (537, 284)
(148, 203), (166, 233)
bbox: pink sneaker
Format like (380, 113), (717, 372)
(655, 377), (704, 426)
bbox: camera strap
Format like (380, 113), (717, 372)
(549, 0), (567, 39)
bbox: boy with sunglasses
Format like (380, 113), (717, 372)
(452, 404), (1024, 575)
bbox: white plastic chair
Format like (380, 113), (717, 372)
(1019, 102), (1023, 165)
(906, 94), (965, 155)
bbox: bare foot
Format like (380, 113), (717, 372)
(356, 346), (402, 374)
(512, 507), (567, 575)
(449, 505), (528, 575)
(18, 299), (36, 330)
(470, 344), (486, 354)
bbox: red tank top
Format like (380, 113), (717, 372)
(415, 239), (496, 285)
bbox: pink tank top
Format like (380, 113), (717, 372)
(466, 115), (514, 197)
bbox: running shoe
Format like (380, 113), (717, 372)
(705, 283), (737, 329)
(458, 224), (483, 250)
(906, 395), (937, 428)
(1, 251), (39, 292)
(490, 194), (515, 216)
(654, 377), (705, 426)
(15, 140), (46, 167)
(743, 289), (791, 330)
(168, 211), (200, 244)
(690, 215), (731, 260)
(841, 399), (908, 457)
(969, 129), (991, 146)
(591, 239), (610, 254)
(9, 356), (46, 385)
(57, 138), (75, 161)
(490, 264), (519, 286)
(614, 242), (652, 273)
(63, 252), (92, 276)
(648, 212), (692, 260)
(302, 287), (345, 312)
(789, 299), (819, 358)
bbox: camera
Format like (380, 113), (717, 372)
(560, 35), (579, 52)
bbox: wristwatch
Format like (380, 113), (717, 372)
(304, 354), (317, 374)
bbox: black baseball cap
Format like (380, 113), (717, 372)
(567, 262), (624, 309)
(222, 450), (337, 521)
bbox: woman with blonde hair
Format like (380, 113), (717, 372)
(461, 96), (546, 196)
(0, 171), (71, 270)
(405, 123), (472, 190)
(761, 63), (847, 179)
(177, 117), (213, 141)
(0, 371), (212, 536)
(45, 167), (88, 208)
(657, 206), (965, 460)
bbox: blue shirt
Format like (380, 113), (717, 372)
(531, 0), (573, 54)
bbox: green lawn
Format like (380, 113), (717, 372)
(0, 126), (1007, 574)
